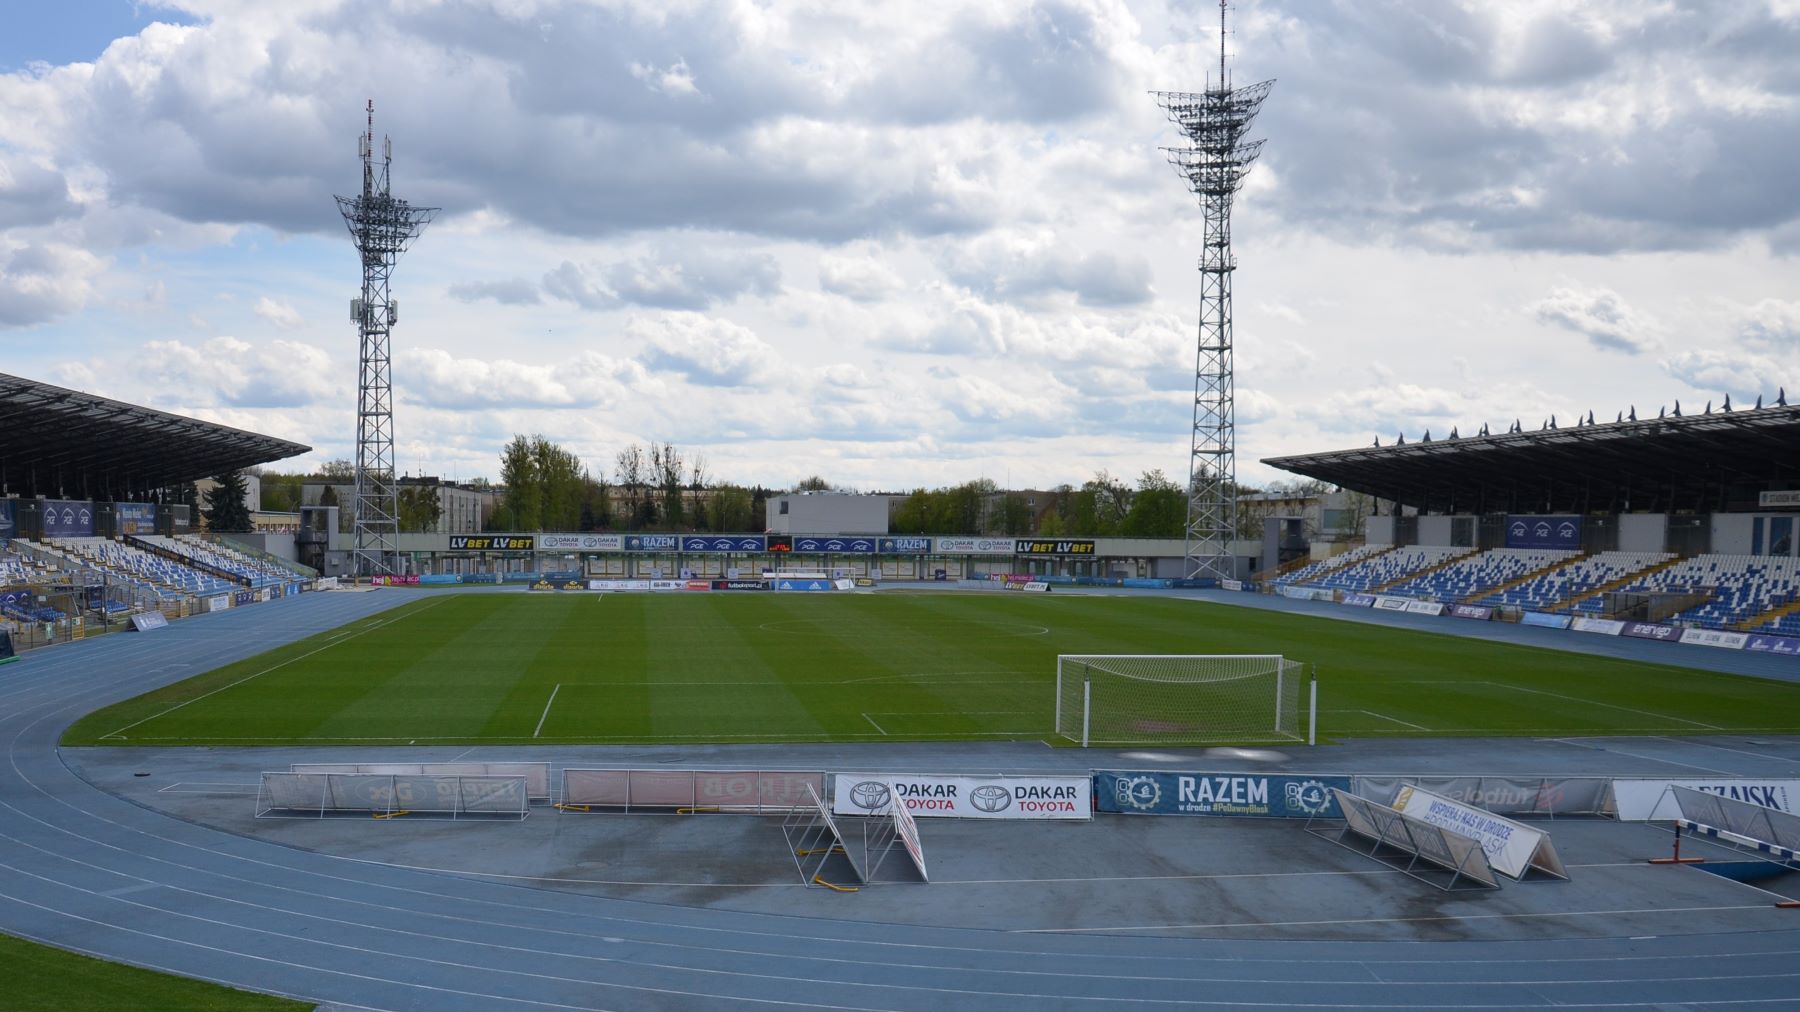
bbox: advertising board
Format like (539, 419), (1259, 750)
(1403, 600), (1445, 616)
(1014, 539), (1095, 555)
(880, 537), (931, 554)
(0, 498), (14, 539)
(711, 580), (769, 591)
(792, 536), (875, 553)
(1611, 779), (1800, 821)
(1220, 579), (1244, 592)
(537, 534), (623, 552)
(115, 502), (157, 536)
(832, 773), (1090, 820)
(773, 577), (834, 592)
(42, 499), (96, 537)
(1622, 621), (1677, 641)
(1759, 490), (1800, 509)
(1449, 604), (1492, 620)
(450, 535), (535, 551)
(681, 535), (767, 552)
(1095, 771), (1350, 819)
(1570, 617), (1625, 636)
(1341, 593), (1375, 607)
(207, 595), (231, 612)
(1745, 634), (1800, 656)
(1679, 628), (1748, 649)
(1373, 596), (1409, 611)
(589, 579), (651, 591)
(625, 534), (682, 552)
(1391, 784), (1567, 879)
(932, 537), (1015, 555)
(1520, 611), (1572, 629)
(1505, 515), (1583, 551)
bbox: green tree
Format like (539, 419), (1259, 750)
(497, 436), (541, 531)
(795, 475), (831, 492)
(202, 471), (252, 533)
(1121, 469), (1185, 538)
(651, 442), (686, 530)
(707, 484), (754, 532)
(996, 491), (1034, 535)
(397, 484), (443, 532)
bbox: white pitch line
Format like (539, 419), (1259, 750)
(98, 605), (431, 740)
(1358, 709), (1429, 731)
(862, 712), (888, 735)
(533, 684), (561, 739)
(1470, 680), (1723, 729)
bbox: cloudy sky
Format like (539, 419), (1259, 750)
(3, 0), (1798, 491)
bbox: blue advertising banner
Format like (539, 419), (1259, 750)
(793, 536), (876, 553)
(880, 536), (931, 554)
(772, 577), (835, 592)
(624, 534), (682, 552)
(0, 498), (14, 540)
(43, 499), (96, 537)
(1520, 611), (1573, 629)
(680, 535), (766, 553)
(1505, 515), (1583, 550)
(1341, 592), (1376, 607)
(1094, 770), (1352, 819)
(115, 502), (157, 536)
(1745, 634), (1800, 656)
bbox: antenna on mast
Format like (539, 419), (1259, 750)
(1220, 0), (1228, 90)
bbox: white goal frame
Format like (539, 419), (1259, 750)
(1055, 653), (1316, 747)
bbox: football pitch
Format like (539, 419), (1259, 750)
(63, 591), (1800, 746)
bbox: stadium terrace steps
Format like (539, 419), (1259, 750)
(1303, 544), (1474, 594)
(1259, 546), (1382, 585)
(1743, 595), (1800, 633)
(1550, 554), (1685, 613)
(1377, 547), (1577, 601)
(1460, 551), (1590, 604)
(1271, 543), (1395, 588)
(1651, 555), (1800, 629)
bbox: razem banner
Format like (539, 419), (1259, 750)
(880, 537), (931, 554)
(538, 534), (623, 552)
(1680, 628), (1749, 649)
(43, 499), (96, 537)
(932, 537), (1016, 555)
(1570, 617), (1625, 636)
(625, 534), (682, 552)
(1611, 779), (1800, 821)
(792, 536), (875, 553)
(1096, 771), (1350, 819)
(1746, 633), (1800, 656)
(1392, 784), (1567, 880)
(1505, 515), (1583, 551)
(832, 773), (1090, 820)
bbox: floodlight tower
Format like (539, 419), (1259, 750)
(336, 100), (437, 578)
(1154, 0), (1271, 583)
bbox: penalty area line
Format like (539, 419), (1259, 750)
(862, 712), (888, 735)
(533, 684), (561, 739)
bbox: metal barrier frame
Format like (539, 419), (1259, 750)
(1307, 788), (1500, 891)
(557, 768), (825, 814)
(254, 772), (530, 821)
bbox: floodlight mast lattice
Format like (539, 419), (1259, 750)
(1154, 0), (1271, 583)
(336, 100), (436, 578)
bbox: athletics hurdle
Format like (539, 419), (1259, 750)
(1649, 786), (1800, 905)
(1308, 788), (1500, 891)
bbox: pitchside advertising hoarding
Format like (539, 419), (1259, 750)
(449, 535), (535, 551)
(1014, 539), (1096, 555)
(832, 773), (1091, 820)
(1505, 515), (1583, 551)
(42, 499), (95, 537)
(682, 535), (767, 552)
(1612, 779), (1800, 821)
(1095, 771), (1351, 819)
(880, 537), (931, 554)
(537, 534), (623, 552)
(624, 534), (681, 552)
(933, 537), (1016, 555)
(792, 536), (876, 553)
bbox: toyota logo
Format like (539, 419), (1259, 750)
(969, 784), (1012, 813)
(848, 781), (891, 811)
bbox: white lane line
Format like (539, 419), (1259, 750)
(1653, 736), (1800, 765)
(533, 684), (561, 739)
(1014, 903), (1772, 934)
(1545, 737), (1738, 775)
(862, 713), (888, 735)
(99, 605), (434, 740)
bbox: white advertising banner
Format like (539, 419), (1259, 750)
(589, 579), (651, 591)
(1760, 490), (1800, 509)
(932, 537), (1017, 555)
(1403, 600), (1445, 616)
(1220, 579), (1243, 591)
(316, 577), (340, 590)
(1611, 779), (1800, 821)
(206, 595), (231, 612)
(1679, 628), (1749, 649)
(1570, 617), (1625, 636)
(1392, 784), (1568, 880)
(1373, 596), (1409, 611)
(540, 534), (624, 552)
(832, 773), (1091, 820)
(648, 580), (683, 591)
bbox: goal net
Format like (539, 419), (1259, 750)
(1055, 654), (1310, 747)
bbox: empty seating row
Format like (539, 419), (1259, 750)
(1385, 548), (1578, 603)
(1272, 543), (1389, 587)
(1305, 545), (1475, 593)
(145, 535), (290, 588)
(50, 537), (237, 599)
(1617, 554), (1800, 629)
(1478, 551), (1673, 612)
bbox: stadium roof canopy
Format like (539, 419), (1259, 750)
(1264, 403), (1800, 514)
(0, 372), (310, 501)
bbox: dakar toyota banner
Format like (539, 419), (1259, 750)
(832, 773), (1091, 820)
(1095, 770), (1351, 819)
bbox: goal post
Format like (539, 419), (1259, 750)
(1054, 654), (1314, 747)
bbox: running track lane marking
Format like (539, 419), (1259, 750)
(1013, 903), (1773, 934)
(533, 684), (561, 739)
(98, 604), (437, 740)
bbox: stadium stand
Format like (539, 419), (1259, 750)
(1384, 547), (1578, 603)
(1307, 545), (1474, 593)
(1270, 543), (1390, 587)
(50, 537), (239, 599)
(1613, 554), (1800, 630)
(1477, 551), (1675, 612)
(142, 534), (292, 588)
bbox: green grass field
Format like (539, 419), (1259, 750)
(0, 930), (307, 1011)
(62, 592), (1800, 747)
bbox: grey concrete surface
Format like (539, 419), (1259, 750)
(2, 587), (1799, 1008)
